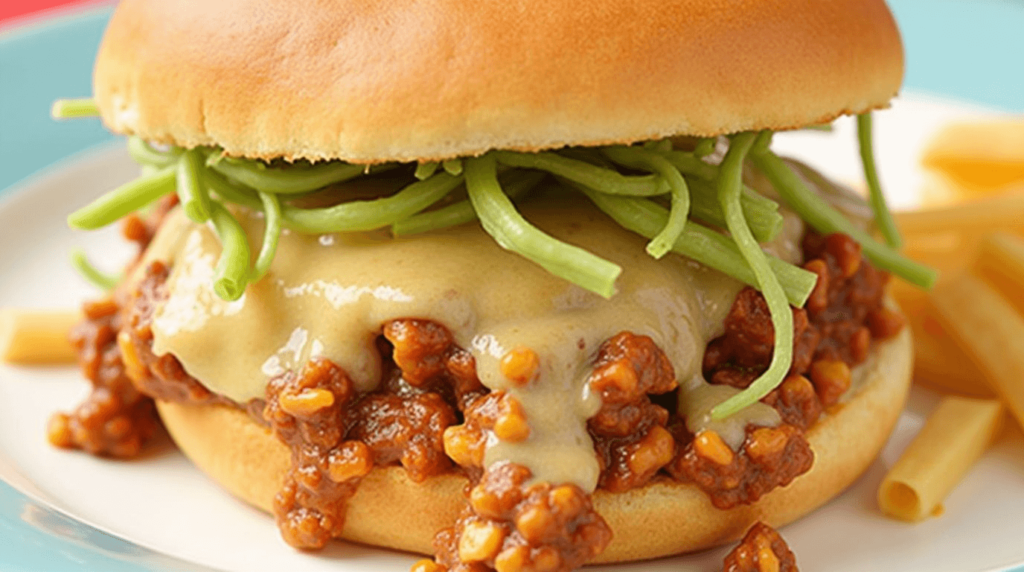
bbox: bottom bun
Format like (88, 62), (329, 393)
(156, 327), (912, 563)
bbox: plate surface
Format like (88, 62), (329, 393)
(2, 3), (1024, 572)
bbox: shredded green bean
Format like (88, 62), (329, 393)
(176, 149), (212, 223)
(857, 113), (902, 249)
(601, 146), (690, 258)
(415, 161), (440, 180)
(465, 156), (622, 298)
(252, 192), (282, 281)
(281, 172), (464, 233)
(202, 168), (262, 209)
(575, 185), (815, 307)
(127, 137), (182, 168)
(69, 249), (121, 291)
(68, 166), (176, 230)
(208, 155), (369, 194)
(494, 151), (668, 196)
(51, 98), (99, 119)
(443, 159), (463, 176)
(208, 202), (251, 301)
(392, 171), (547, 236)
(711, 133), (793, 420)
(693, 138), (716, 158)
(659, 150), (780, 212)
(686, 176), (783, 242)
(750, 149), (938, 289)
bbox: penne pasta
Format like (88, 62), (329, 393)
(929, 273), (1024, 430)
(0, 309), (80, 365)
(878, 396), (1004, 522)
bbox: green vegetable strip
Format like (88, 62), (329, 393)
(415, 161), (440, 180)
(711, 133), (793, 420)
(750, 149), (938, 289)
(50, 98), (99, 119)
(69, 250), (121, 291)
(176, 149), (212, 223)
(686, 177), (783, 242)
(601, 146), (690, 259)
(693, 138), (716, 158)
(208, 202), (251, 301)
(392, 171), (547, 236)
(577, 186), (815, 307)
(68, 166), (176, 230)
(252, 192), (282, 281)
(443, 159), (463, 176)
(208, 155), (368, 195)
(857, 113), (902, 249)
(660, 150), (780, 212)
(494, 151), (668, 196)
(281, 172), (465, 233)
(465, 156), (622, 299)
(127, 137), (182, 168)
(202, 169), (263, 210)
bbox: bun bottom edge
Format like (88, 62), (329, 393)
(155, 327), (912, 564)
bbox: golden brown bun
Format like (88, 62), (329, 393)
(93, 0), (903, 164)
(155, 326), (912, 563)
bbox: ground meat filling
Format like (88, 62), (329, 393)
(55, 227), (904, 570)
(671, 232), (906, 508)
(429, 462), (612, 572)
(722, 522), (799, 572)
(587, 332), (677, 492)
(47, 298), (158, 457)
(256, 318), (481, 549)
(46, 199), (178, 458)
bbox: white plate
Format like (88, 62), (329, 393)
(1, 94), (1022, 572)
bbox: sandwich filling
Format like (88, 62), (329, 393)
(53, 161), (904, 572)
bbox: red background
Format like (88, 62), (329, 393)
(1, 1), (100, 25)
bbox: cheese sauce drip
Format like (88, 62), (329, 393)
(143, 191), (803, 491)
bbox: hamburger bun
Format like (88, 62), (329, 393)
(155, 324), (912, 563)
(93, 0), (902, 164)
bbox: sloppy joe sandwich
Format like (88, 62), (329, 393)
(49, 1), (933, 570)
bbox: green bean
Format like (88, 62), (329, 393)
(443, 159), (463, 176)
(392, 171), (547, 236)
(711, 133), (793, 420)
(857, 113), (902, 248)
(643, 139), (673, 153)
(465, 156), (622, 298)
(693, 138), (716, 158)
(176, 149), (212, 223)
(202, 168), (262, 210)
(601, 146), (690, 259)
(68, 166), (176, 230)
(50, 98), (99, 119)
(685, 176), (783, 242)
(127, 137), (182, 168)
(576, 185), (815, 307)
(208, 202), (251, 301)
(493, 151), (668, 196)
(415, 161), (440, 180)
(69, 249), (121, 291)
(281, 172), (465, 233)
(252, 192), (282, 281)
(660, 150), (780, 212)
(208, 155), (369, 194)
(750, 148), (938, 289)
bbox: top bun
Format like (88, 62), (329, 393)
(93, 0), (903, 164)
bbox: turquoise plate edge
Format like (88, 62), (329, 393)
(0, 2), (1022, 571)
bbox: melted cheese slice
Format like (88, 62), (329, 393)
(141, 190), (802, 491)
